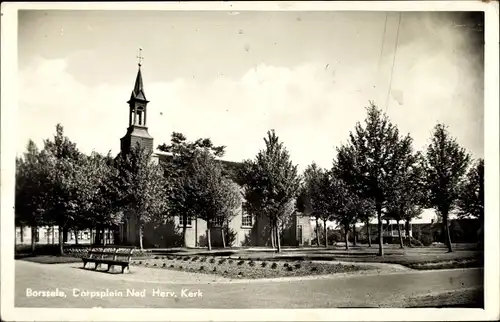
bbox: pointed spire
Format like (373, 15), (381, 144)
(131, 66), (147, 100)
(130, 48), (147, 101)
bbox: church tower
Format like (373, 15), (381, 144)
(120, 49), (153, 155)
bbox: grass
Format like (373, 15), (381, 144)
(16, 255), (82, 264)
(16, 244), (482, 270)
(131, 255), (371, 279)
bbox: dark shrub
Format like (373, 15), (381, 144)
(284, 263), (289, 268)
(213, 267), (217, 272)
(183, 257), (190, 261)
(199, 266), (205, 271)
(223, 227), (238, 247)
(271, 263), (278, 269)
(153, 263), (157, 267)
(139, 261), (143, 265)
(218, 258), (226, 264)
(223, 270), (228, 274)
(261, 262), (267, 267)
(192, 256), (199, 261)
(419, 234), (434, 246)
(237, 260), (245, 265)
(170, 264), (174, 268)
(228, 259), (234, 264)
(200, 257), (207, 262)
(179, 265), (183, 269)
(294, 264), (301, 269)
(286, 266), (293, 271)
(154, 256), (160, 259)
(209, 258), (216, 264)
(311, 266), (318, 272)
(162, 263), (166, 267)
(249, 261), (256, 267)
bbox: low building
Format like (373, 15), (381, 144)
(110, 62), (314, 248)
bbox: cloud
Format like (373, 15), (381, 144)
(18, 35), (483, 175)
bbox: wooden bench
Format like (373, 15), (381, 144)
(82, 245), (136, 273)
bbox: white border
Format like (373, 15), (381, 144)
(1, 1), (499, 321)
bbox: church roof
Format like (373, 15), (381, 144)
(130, 66), (147, 101)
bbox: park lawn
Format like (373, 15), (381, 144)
(16, 255), (82, 264)
(131, 256), (374, 279)
(148, 246), (483, 270)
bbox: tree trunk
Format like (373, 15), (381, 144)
(182, 214), (188, 248)
(405, 220), (412, 247)
(63, 227), (68, 243)
(221, 226), (226, 248)
(376, 203), (384, 256)
(46, 226), (50, 244)
(276, 223), (281, 253)
(397, 221), (404, 248)
(95, 229), (100, 245)
(103, 228), (107, 246)
(139, 224), (144, 250)
(58, 226), (64, 255)
(443, 213), (453, 252)
(352, 223), (357, 246)
(344, 225), (349, 250)
(270, 221), (276, 249)
(195, 215), (198, 247)
(20, 225), (24, 243)
(75, 229), (79, 245)
(324, 220), (328, 248)
(52, 226), (55, 244)
(366, 221), (372, 247)
(91, 228), (95, 245)
(315, 217), (320, 246)
(207, 221), (212, 251)
(31, 226), (37, 253)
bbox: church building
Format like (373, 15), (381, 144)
(117, 57), (314, 248)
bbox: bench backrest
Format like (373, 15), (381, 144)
(87, 246), (135, 262)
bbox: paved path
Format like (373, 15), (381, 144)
(15, 260), (483, 308)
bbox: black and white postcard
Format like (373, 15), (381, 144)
(1, 1), (499, 321)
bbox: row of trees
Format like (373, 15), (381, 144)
(297, 104), (483, 254)
(16, 102), (484, 255)
(16, 126), (243, 253)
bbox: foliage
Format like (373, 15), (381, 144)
(422, 124), (471, 252)
(299, 163), (331, 246)
(113, 143), (169, 249)
(15, 140), (50, 242)
(182, 150), (242, 250)
(457, 158), (484, 220)
(238, 130), (301, 252)
(333, 102), (415, 256)
(384, 148), (425, 247)
(158, 132), (226, 247)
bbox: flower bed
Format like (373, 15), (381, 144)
(130, 255), (373, 279)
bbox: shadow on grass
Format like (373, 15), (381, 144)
(73, 266), (131, 275)
(16, 255), (82, 264)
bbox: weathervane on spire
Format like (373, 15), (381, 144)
(137, 47), (144, 67)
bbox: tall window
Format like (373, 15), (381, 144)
(179, 215), (192, 227)
(212, 216), (224, 228)
(298, 225), (303, 244)
(242, 212), (252, 227)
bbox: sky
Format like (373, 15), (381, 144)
(17, 10), (484, 223)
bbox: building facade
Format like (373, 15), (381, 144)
(117, 62), (314, 248)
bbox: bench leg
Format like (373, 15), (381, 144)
(94, 262), (98, 270)
(83, 261), (87, 269)
(121, 265), (129, 274)
(107, 264), (112, 272)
